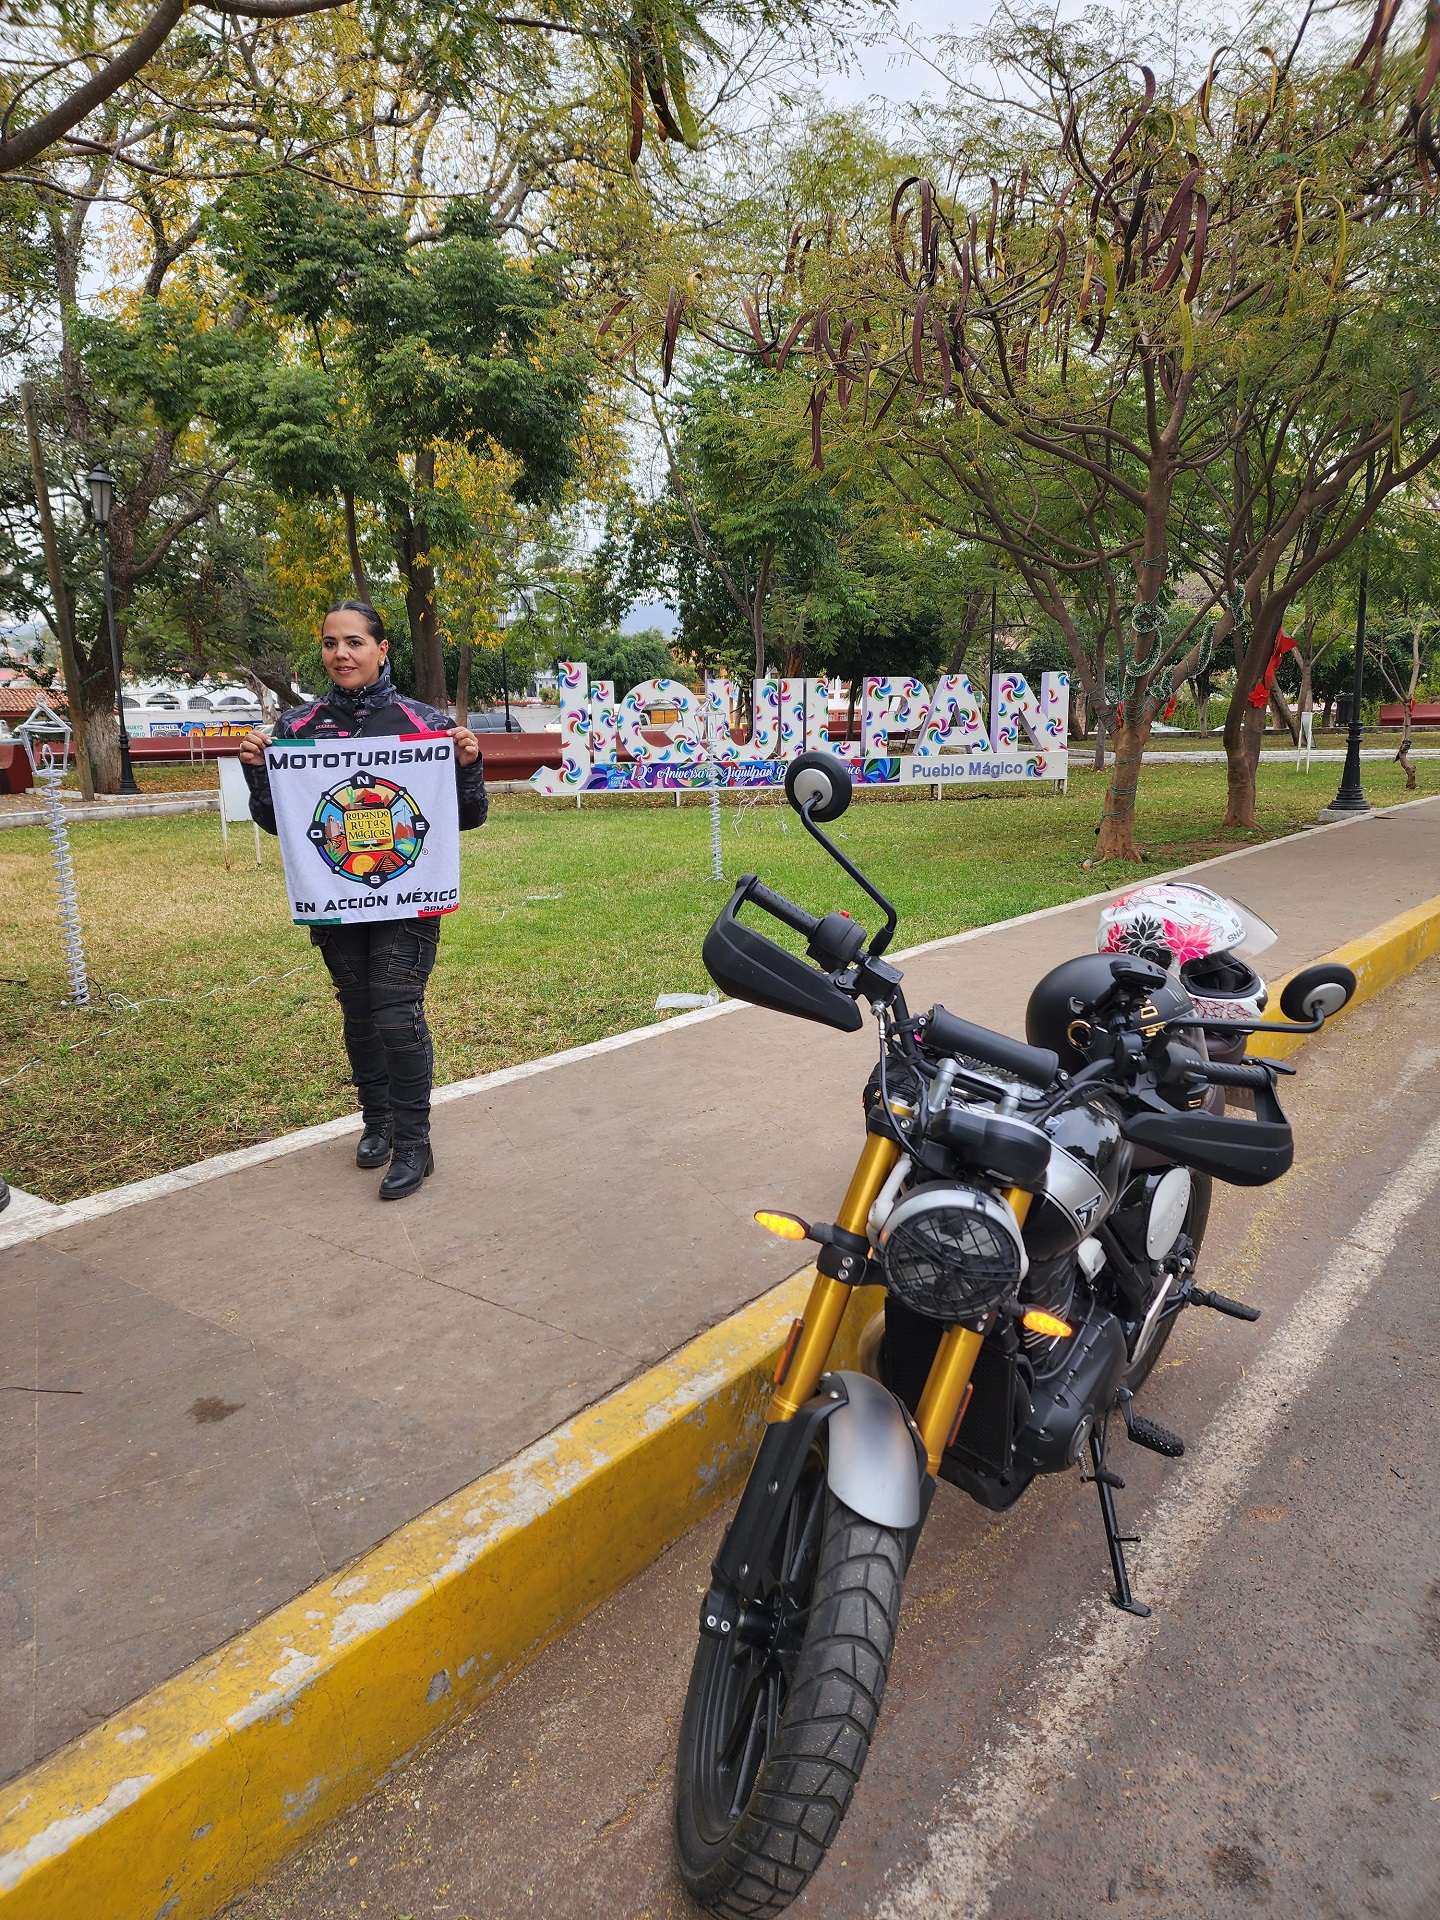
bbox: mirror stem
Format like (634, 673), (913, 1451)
(799, 801), (900, 954)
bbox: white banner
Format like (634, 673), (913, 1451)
(896, 749), (1066, 785)
(266, 732), (461, 926)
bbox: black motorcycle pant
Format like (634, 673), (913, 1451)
(311, 918), (441, 1145)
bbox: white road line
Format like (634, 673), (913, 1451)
(877, 1108), (1440, 1920)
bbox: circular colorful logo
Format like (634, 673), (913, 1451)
(306, 776), (428, 887)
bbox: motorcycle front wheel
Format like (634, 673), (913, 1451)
(674, 1452), (906, 1919)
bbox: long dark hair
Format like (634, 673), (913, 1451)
(324, 600), (387, 646)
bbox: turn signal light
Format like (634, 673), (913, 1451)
(1021, 1308), (1074, 1338)
(755, 1210), (809, 1242)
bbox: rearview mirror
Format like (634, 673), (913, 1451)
(1278, 962), (1357, 1025)
(784, 750), (852, 824)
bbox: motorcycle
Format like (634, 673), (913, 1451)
(672, 750), (1356, 1918)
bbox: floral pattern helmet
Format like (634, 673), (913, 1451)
(1096, 882), (1275, 1020)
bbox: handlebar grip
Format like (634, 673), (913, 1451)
(1198, 1060), (1273, 1089)
(924, 1006), (1059, 1088)
(747, 879), (823, 940)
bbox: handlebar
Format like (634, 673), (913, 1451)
(1192, 1059), (1275, 1090)
(923, 1006), (1060, 1089)
(747, 879), (823, 941)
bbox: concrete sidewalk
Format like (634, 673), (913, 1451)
(3, 798), (1439, 1791)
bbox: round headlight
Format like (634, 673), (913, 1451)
(878, 1181), (1028, 1325)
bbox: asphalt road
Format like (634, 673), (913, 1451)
(233, 956), (1440, 1920)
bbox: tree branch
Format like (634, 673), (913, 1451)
(0, 0), (356, 175)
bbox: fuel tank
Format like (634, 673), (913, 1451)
(1024, 1097), (1130, 1262)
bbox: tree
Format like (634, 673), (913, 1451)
(0, 0), (732, 179)
(5, 186), (248, 787)
(648, 5), (1440, 855)
(880, 11), (1440, 853)
(626, 359), (985, 688)
(211, 183), (592, 706)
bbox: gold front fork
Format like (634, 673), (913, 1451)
(767, 1133), (899, 1422)
(766, 1149), (1035, 1482)
(912, 1186), (1034, 1474)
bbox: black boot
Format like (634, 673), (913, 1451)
(379, 1141), (434, 1201)
(356, 1119), (393, 1170)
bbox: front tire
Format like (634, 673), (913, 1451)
(674, 1463), (906, 1918)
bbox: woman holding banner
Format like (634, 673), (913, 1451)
(240, 602), (487, 1200)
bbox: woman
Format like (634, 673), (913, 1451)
(240, 602), (487, 1200)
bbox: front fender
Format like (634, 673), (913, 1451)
(825, 1369), (923, 1529)
(708, 1372), (923, 1627)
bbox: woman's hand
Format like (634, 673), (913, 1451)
(239, 729), (269, 767)
(452, 725), (481, 766)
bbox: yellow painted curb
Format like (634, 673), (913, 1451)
(3, 891), (1438, 1920)
(0, 1259), (878, 1920)
(1248, 891), (1440, 1059)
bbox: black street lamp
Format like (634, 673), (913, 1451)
(85, 462), (141, 796)
(1319, 454), (1376, 822)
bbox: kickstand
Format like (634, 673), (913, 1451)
(1087, 1418), (1151, 1618)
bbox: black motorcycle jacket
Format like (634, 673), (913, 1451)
(243, 665), (488, 834)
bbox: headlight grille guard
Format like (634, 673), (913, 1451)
(877, 1180), (1029, 1326)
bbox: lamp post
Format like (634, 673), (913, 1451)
(85, 463), (141, 795)
(1319, 454), (1376, 822)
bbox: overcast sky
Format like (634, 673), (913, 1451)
(816, 0), (997, 107)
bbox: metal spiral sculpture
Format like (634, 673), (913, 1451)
(705, 701), (724, 883)
(35, 753), (91, 1008)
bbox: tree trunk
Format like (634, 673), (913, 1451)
(398, 450), (445, 706)
(79, 680), (122, 791)
(1095, 370), (1186, 856)
(1296, 658), (1314, 730)
(21, 380), (94, 799)
(1397, 623), (1421, 788)
(77, 584), (133, 792)
(944, 589), (986, 674)
(1221, 694), (1267, 831)
(343, 492), (371, 602)
(1094, 717), (1151, 861)
(1269, 684), (1300, 745)
(455, 641), (471, 727)
(1221, 595), (1289, 831)
(1396, 733), (1417, 788)
(749, 540), (774, 679)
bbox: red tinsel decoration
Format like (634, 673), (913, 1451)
(1248, 632), (1297, 709)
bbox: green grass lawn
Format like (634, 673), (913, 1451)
(1080, 728), (1440, 753)
(3, 757), (1432, 1203)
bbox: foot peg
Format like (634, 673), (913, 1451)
(1126, 1413), (1185, 1458)
(1114, 1386), (1185, 1458)
(1191, 1286), (1260, 1322)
